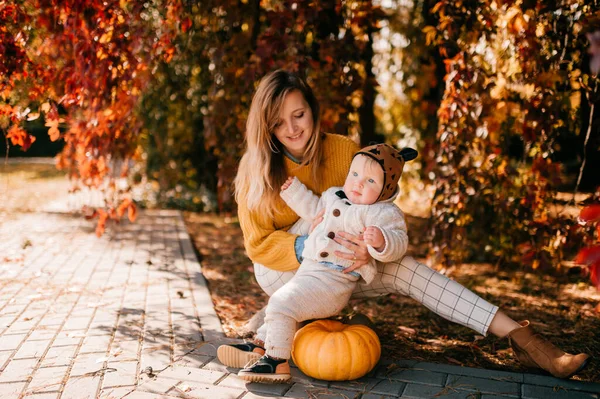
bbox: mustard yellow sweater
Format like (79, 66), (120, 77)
(238, 133), (359, 271)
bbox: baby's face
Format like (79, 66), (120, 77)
(343, 155), (384, 205)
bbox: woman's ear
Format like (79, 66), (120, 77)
(399, 148), (418, 161)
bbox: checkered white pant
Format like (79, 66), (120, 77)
(255, 255), (498, 336)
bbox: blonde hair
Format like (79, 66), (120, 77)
(234, 70), (323, 217)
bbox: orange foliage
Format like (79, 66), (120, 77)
(1, 0), (182, 234)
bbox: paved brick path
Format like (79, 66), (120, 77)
(1, 210), (598, 399)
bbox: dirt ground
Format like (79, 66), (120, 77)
(183, 212), (600, 383)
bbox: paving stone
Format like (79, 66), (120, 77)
(140, 347), (171, 371)
(284, 384), (359, 398)
(61, 375), (101, 399)
(174, 353), (212, 368)
(172, 382), (245, 399)
(51, 331), (84, 347)
(26, 366), (68, 394)
(111, 390), (183, 399)
(0, 316), (16, 329)
(283, 384), (343, 398)
(0, 333), (27, 351)
(218, 374), (293, 396)
(0, 381), (28, 398)
(201, 358), (233, 373)
(330, 376), (381, 392)
(24, 392), (61, 399)
(38, 316), (67, 328)
(79, 335), (113, 354)
(28, 329), (59, 341)
(522, 374), (600, 393)
(102, 361), (138, 388)
(0, 350), (15, 369)
(446, 374), (520, 397)
(193, 342), (219, 357)
(14, 340), (51, 359)
(0, 358), (39, 383)
(287, 368), (328, 388)
(98, 387), (136, 399)
(9, 319), (39, 333)
(384, 368), (447, 386)
(69, 353), (107, 377)
(136, 377), (178, 394)
(401, 383), (475, 398)
(369, 379), (407, 396)
(361, 395), (397, 399)
(40, 346), (78, 368)
(111, 339), (140, 361)
(379, 361), (524, 384)
(160, 365), (226, 385)
(522, 384), (599, 399)
(62, 316), (92, 331)
(242, 393), (288, 399)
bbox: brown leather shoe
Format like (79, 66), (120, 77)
(507, 320), (590, 378)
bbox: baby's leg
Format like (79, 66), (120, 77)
(264, 260), (357, 359)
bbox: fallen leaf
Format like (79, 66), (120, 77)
(445, 357), (463, 365)
(398, 325), (416, 335)
(178, 384), (192, 392)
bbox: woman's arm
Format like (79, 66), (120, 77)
(237, 201), (301, 272)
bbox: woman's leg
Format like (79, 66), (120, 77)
(352, 255), (589, 378)
(487, 311), (522, 337)
(254, 262), (296, 296)
(352, 256), (499, 336)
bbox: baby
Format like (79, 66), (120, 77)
(233, 144), (417, 383)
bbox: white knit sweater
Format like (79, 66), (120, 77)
(280, 177), (409, 284)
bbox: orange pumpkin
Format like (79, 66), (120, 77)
(291, 319), (381, 381)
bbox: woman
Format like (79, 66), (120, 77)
(219, 69), (589, 379)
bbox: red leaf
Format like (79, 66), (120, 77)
(181, 17), (192, 33)
(579, 205), (600, 223)
(96, 209), (108, 237)
(45, 118), (61, 141)
(128, 203), (137, 223)
(116, 198), (132, 219)
(6, 125), (36, 151)
(575, 245), (600, 265)
(589, 261), (600, 290)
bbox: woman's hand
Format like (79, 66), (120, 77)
(309, 209), (325, 233)
(334, 230), (372, 273)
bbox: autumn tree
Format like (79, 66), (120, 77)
(139, 0), (386, 211)
(1, 0), (182, 234)
(424, 0), (600, 267)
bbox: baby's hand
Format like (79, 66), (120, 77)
(281, 176), (295, 191)
(363, 226), (385, 252)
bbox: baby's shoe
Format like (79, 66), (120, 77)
(217, 342), (265, 368)
(238, 355), (291, 383)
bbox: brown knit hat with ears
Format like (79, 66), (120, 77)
(354, 144), (418, 202)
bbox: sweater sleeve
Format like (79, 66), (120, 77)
(237, 201), (300, 272)
(280, 177), (324, 221)
(365, 205), (409, 263)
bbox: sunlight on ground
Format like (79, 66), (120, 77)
(0, 160), (70, 216)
